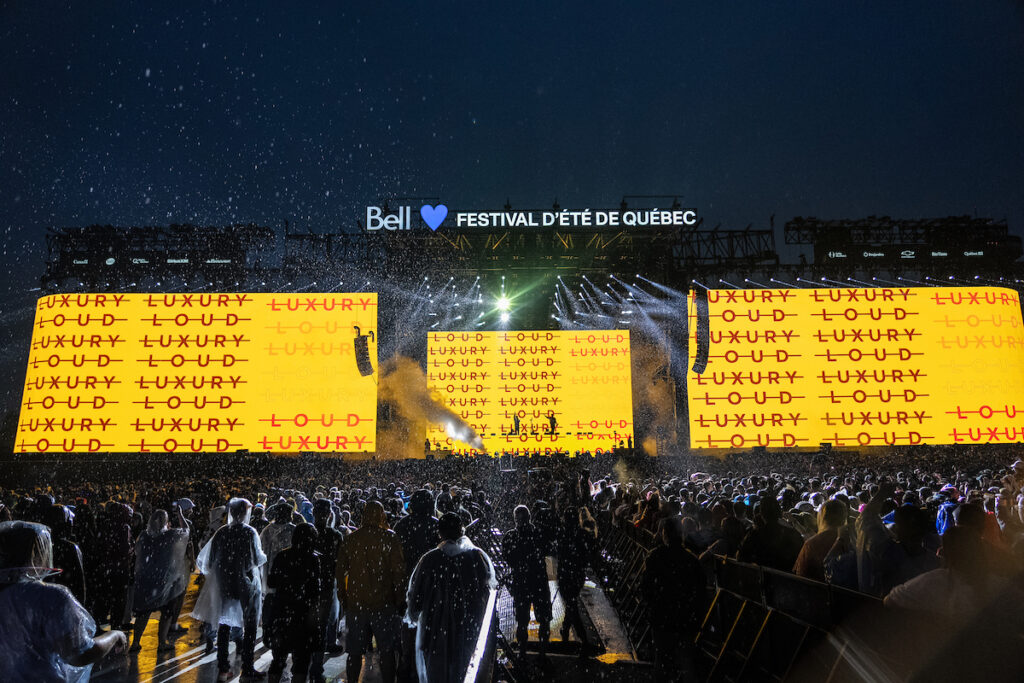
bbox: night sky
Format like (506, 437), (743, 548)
(1, 1), (1024, 419)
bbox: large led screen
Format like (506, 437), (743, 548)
(17, 293), (378, 453)
(426, 331), (633, 455)
(687, 286), (1024, 449)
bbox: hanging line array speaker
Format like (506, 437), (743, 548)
(353, 326), (375, 377)
(691, 287), (710, 375)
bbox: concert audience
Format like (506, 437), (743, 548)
(3, 446), (1024, 680)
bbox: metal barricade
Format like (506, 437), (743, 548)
(597, 521), (887, 682)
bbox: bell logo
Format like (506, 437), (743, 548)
(366, 206), (413, 231)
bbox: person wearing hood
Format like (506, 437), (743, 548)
(406, 512), (496, 682)
(92, 501), (135, 630)
(129, 508), (190, 653)
(641, 517), (708, 682)
(194, 497), (267, 682)
(43, 504), (87, 606)
(502, 505), (552, 657)
(193, 504), (228, 654)
(299, 499), (315, 524)
(555, 504), (599, 654)
(259, 503), (295, 596)
(394, 490), (440, 575)
(265, 523), (327, 683)
(310, 499), (345, 682)
(0, 520), (127, 683)
(336, 500), (406, 683)
(393, 489), (439, 681)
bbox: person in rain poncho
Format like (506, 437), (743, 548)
(0, 520), (127, 683)
(193, 497), (267, 682)
(193, 503), (228, 653)
(259, 502), (295, 595)
(406, 512), (496, 683)
(129, 508), (190, 652)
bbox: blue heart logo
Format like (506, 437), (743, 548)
(420, 204), (448, 231)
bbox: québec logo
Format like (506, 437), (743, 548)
(365, 204), (448, 232)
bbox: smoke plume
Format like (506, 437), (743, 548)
(376, 355), (485, 459)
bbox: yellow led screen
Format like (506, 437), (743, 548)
(426, 331), (633, 455)
(687, 286), (1024, 449)
(17, 293), (378, 453)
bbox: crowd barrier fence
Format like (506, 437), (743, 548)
(596, 517), (898, 682)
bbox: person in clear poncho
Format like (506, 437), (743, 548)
(405, 513), (496, 683)
(259, 502), (295, 596)
(0, 520), (127, 683)
(129, 509), (190, 652)
(192, 498), (267, 681)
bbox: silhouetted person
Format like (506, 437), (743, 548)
(310, 499), (344, 680)
(266, 523), (326, 683)
(503, 505), (552, 656)
(737, 496), (803, 571)
(856, 483), (938, 596)
(93, 502), (135, 630)
(642, 517), (708, 681)
(336, 500), (405, 683)
(43, 504), (87, 605)
(556, 505), (598, 654)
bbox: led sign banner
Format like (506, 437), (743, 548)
(426, 331), (633, 455)
(687, 286), (1024, 449)
(17, 293), (378, 453)
(365, 204), (698, 231)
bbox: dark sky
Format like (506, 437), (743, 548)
(1, 1), (1024, 413)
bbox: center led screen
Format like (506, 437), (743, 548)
(686, 286), (1024, 449)
(17, 293), (378, 453)
(426, 331), (633, 455)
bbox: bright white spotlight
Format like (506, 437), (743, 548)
(496, 296), (511, 311)
(499, 312), (510, 323)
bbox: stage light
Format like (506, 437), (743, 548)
(496, 296), (511, 311)
(500, 312), (510, 323)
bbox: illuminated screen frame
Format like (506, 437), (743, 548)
(426, 330), (634, 455)
(686, 286), (1024, 449)
(17, 292), (378, 453)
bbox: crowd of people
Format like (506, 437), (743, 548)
(2, 446), (1024, 682)
(0, 468), (504, 683)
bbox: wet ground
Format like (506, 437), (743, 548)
(91, 576), (374, 683)
(92, 568), (649, 682)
